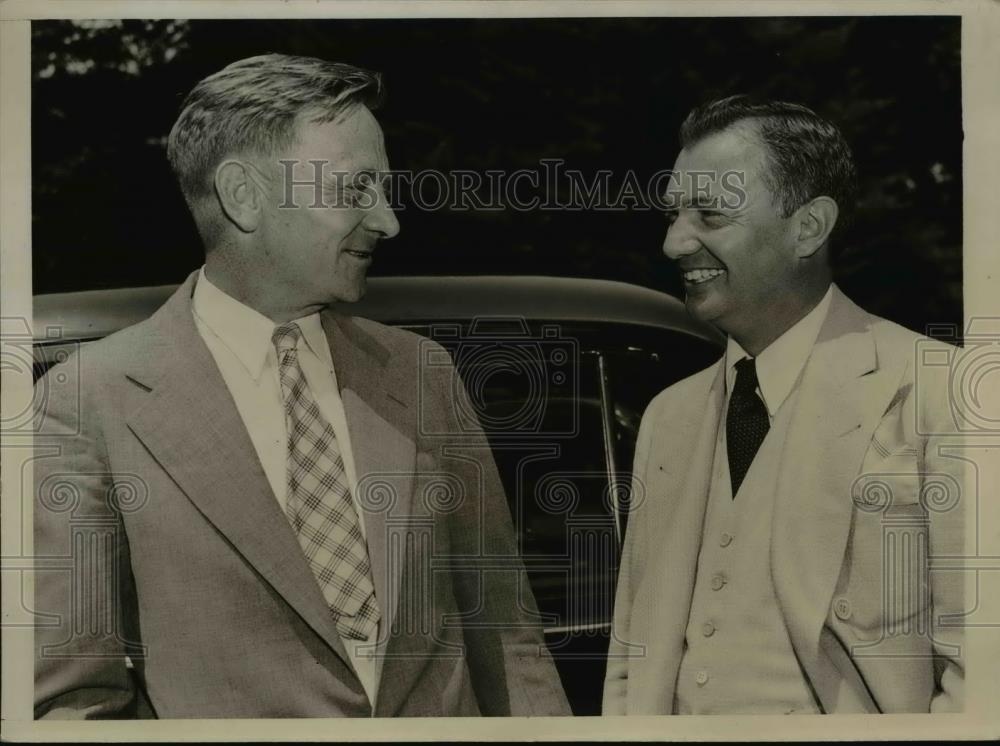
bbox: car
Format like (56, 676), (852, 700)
(32, 274), (723, 715)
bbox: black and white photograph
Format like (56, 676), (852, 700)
(1, 0), (998, 741)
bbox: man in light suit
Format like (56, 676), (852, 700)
(603, 96), (965, 714)
(34, 54), (569, 718)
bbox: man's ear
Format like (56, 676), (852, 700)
(214, 160), (265, 233)
(793, 196), (839, 259)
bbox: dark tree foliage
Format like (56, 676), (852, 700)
(31, 17), (962, 336)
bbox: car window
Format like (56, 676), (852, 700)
(443, 342), (618, 630)
(455, 347), (616, 715)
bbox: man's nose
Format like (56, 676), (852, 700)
(363, 189), (400, 239)
(662, 212), (701, 260)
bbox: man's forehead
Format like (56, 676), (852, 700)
(669, 124), (765, 198)
(291, 106), (389, 171)
(673, 124), (764, 174)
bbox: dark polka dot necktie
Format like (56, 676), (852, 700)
(726, 357), (770, 498)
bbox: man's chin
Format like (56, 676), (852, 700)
(327, 280), (367, 305)
(684, 292), (720, 324)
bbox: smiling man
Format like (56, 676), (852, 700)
(603, 96), (965, 714)
(33, 54), (569, 719)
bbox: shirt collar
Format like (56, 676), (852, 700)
(192, 266), (333, 381)
(724, 284), (834, 417)
(295, 314), (335, 371)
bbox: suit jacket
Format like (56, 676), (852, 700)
(603, 286), (965, 714)
(34, 271), (570, 718)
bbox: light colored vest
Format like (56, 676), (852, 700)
(673, 384), (821, 714)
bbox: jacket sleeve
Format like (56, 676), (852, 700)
(424, 341), (571, 716)
(33, 353), (144, 719)
(602, 393), (656, 714)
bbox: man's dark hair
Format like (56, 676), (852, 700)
(680, 95), (858, 248)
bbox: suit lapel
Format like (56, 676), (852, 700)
(123, 273), (356, 673)
(770, 287), (906, 702)
(322, 312), (417, 649)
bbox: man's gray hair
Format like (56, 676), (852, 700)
(167, 54), (383, 205)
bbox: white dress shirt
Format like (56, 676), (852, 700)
(723, 284), (834, 420)
(191, 267), (380, 704)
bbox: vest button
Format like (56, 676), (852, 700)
(719, 532), (734, 547)
(695, 671), (709, 686)
(834, 597), (853, 620)
(710, 573), (727, 591)
(702, 621), (716, 637)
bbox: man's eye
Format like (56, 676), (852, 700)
(664, 209), (679, 225)
(699, 210), (727, 226)
(346, 179), (374, 197)
(342, 181), (387, 210)
(338, 187), (360, 206)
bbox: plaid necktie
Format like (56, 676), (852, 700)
(272, 322), (380, 641)
(726, 357), (770, 498)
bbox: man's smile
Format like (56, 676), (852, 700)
(344, 248), (374, 261)
(682, 268), (727, 285)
